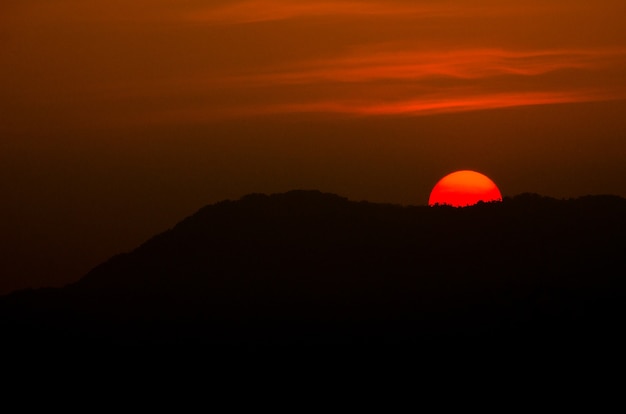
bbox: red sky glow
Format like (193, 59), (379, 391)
(2, 0), (626, 294)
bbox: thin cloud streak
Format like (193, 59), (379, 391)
(224, 47), (626, 85)
(348, 91), (616, 116)
(2, 0), (560, 25)
(185, 1), (457, 24)
(183, 0), (549, 25)
(142, 90), (621, 126)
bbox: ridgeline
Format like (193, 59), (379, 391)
(2, 190), (625, 350)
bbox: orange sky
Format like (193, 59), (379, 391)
(2, 0), (626, 293)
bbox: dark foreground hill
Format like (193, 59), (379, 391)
(2, 190), (626, 350)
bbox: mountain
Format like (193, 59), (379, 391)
(2, 190), (626, 350)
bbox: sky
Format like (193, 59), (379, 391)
(2, 0), (626, 294)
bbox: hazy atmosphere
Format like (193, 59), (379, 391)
(2, 0), (626, 294)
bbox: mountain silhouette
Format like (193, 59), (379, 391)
(2, 190), (626, 350)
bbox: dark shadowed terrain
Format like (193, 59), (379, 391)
(2, 190), (626, 352)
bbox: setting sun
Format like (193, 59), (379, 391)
(429, 170), (502, 207)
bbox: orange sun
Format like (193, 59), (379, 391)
(429, 170), (502, 207)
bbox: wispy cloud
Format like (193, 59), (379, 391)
(183, 0), (458, 24)
(223, 47), (626, 85)
(4, 0), (554, 26)
(139, 89), (622, 127)
(108, 45), (626, 124)
(12, 0), (623, 126)
(182, 0), (554, 25)
(337, 90), (616, 116)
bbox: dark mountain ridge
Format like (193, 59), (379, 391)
(2, 190), (626, 348)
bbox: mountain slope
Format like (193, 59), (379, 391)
(2, 190), (626, 347)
